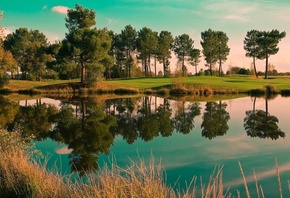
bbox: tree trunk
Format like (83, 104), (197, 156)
(195, 60), (198, 76)
(253, 97), (256, 112)
(265, 98), (268, 121)
(265, 56), (268, 79)
(253, 57), (258, 78)
(148, 55), (152, 77)
(144, 57), (147, 77)
(80, 55), (85, 84)
(154, 55), (157, 77)
(209, 52), (213, 76)
(81, 63), (85, 84)
(163, 57), (166, 77)
(219, 58), (222, 77)
(182, 54), (185, 77)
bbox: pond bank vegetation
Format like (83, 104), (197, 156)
(0, 129), (287, 198)
(2, 76), (290, 98)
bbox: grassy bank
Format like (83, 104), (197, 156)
(0, 129), (288, 198)
(2, 75), (290, 96)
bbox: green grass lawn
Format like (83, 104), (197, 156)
(109, 75), (290, 91)
(3, 75), (290, 93)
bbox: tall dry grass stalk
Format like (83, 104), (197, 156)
(276, 157), (283, 198)
(238, 161), (251, 198)
(253, 170), (260, 198)
(260, 185), (265, 198)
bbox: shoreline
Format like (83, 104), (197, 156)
(2, 76), (290, 97)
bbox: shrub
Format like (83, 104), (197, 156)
(0, 73), (9, 88)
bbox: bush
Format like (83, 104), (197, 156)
(0, 73), (9, 88)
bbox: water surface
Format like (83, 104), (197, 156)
(1, 95), (290, 196)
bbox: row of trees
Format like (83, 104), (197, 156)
(0, 4), (287, 87)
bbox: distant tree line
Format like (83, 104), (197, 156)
(0, 4), (287, 88)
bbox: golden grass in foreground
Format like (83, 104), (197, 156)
(0, 130), (288, 198)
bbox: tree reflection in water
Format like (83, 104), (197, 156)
(1, 95), (286, 176)
(8, 99), (58, 141)
(173, 101), (201, 134)
(201, 101), (230, 140)
(244, 97), (285, 140)
(51, 99), (116, 176)
(0, 96), (19, 129)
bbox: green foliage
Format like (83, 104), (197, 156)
(174, 34), (194, 77)
(201, 29), (230, 77)
(256, 30), (286, 79)
(0, 43), (17, 86)
(61, 4), (112, 86)
(244, 29), (286, 79)
(201, 29), (218, 76)
(229, 67), (251, 75)
(120, 25), (137, 78)
(0, 73), (9, 88)
(157, 30), (174, 77)
(244, 30), (259, 77)
(65, 4), (96, 32)
(137, 27), (158, 77)
(4, 28), (52, 80)
(216, 31), (230, 77)
(189, 48), (201, 76)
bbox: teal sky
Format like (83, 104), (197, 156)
(1, 0), (290, 72)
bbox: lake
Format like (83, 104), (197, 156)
(1, 94), (289, 197)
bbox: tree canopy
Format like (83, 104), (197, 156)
(60, 4), (112, 86)
(157, 30), (174, 77)
(136, 27), (158, 77)
(244, 29), (286, 79)
(244, 30), (259, 78)
(174, 34), (194, 77)
(4, 28), (52, 80)
(201, 29), (230, 77)
(256, 30), (286, 79)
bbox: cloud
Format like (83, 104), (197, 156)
(42, 5), (48, 10)
(51, 5), (69, 15)
(108, 18), (113, 24)
(202, 0), (257, 23)
(223, 15), (248, 23)
(55, 146), (72, 155)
